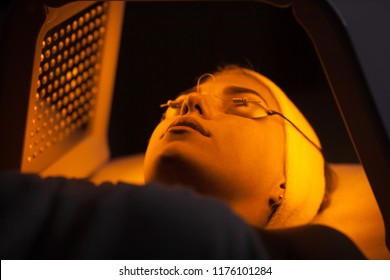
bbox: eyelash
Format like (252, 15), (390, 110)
(162, 96), (266, 108)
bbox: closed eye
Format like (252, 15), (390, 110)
(221, 86), (269, 108)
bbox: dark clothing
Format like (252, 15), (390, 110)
(0, 171), (267, 259)
(0, 171), (366, 260)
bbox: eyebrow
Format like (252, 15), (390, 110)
(176, 85), (269, 106)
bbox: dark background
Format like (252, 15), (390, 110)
(0, 0), (358, 163)
(109, 1), (357, 163)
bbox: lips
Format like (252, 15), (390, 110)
(165, 116), (210, 137)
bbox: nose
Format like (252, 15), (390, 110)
(180, 92), (210, 118)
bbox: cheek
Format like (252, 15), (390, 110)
(216, 118), (285, 169)
(144, 123), (168, 166)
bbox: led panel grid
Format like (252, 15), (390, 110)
(25, 2), (108, 166)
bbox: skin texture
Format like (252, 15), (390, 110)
(144, 68), (286, 228)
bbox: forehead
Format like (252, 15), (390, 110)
(198, 70), (280, 110)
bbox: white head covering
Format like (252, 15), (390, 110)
(242, 69), (326, 229)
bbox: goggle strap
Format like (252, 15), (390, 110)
(269, 110), (323, 154)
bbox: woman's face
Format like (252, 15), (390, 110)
(144, 69), (286, 227)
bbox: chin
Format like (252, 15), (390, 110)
(144, 145), (218, 193)
(145, 149), (196, 184)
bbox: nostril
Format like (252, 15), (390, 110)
(195, 104), (203, 115)
(182, 105), (189, 115)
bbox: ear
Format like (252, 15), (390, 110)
(268, 182), (286, 219)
